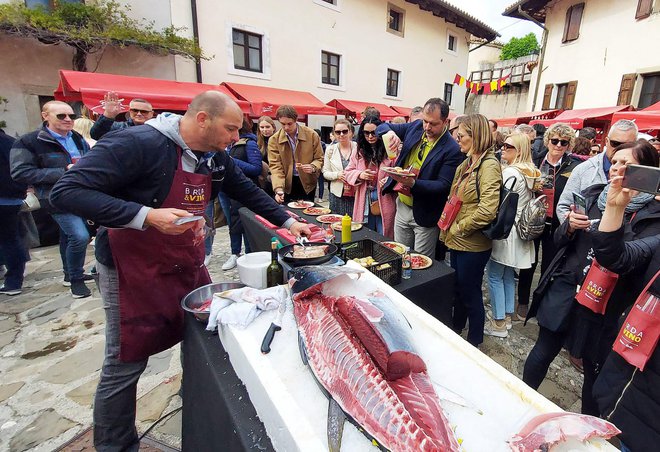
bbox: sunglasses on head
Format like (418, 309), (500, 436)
(363, 130), (376, 137)
(608, 138), (631, 148)
(55, 113), (77, 120)
(130, 108), (153, 115)
(550, 138), (570, 147)
(334, 129), (350, 135)
(502, 143), (516, 150)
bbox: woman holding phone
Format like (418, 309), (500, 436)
(523, 140), (660, 415)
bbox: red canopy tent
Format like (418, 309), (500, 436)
(611, 101), (660, 131)
(327, 99), (399, 121)
(221, 82), (335, 119)
(54, 70), (251, 115)
(390, 106), (413, 118)
(530, 105), (633, 128)
(493, 109), (562, 128)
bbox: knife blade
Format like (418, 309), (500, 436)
(260, 289), (288, 354)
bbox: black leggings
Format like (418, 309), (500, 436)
(523, 325), (564, 389)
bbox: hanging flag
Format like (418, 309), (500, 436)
(453, 73), (461, 85)
(483, 83), (491, 94)
(471, 83), (478, 94)
(490, 80), (498, 92)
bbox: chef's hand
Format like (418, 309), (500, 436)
(145, 208), (198, 235)
(289, 221), (312, 238)
(389, 173), (416, 187)
(102, 91), (123, 119)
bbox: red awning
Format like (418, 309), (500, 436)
(530, 106), (633, 128)
(328, 99), (400, 121)
(391, 106), (413, 117)
(493, 109), (562, 128)
(54, 70), (251, 115)
(221, 82), (335, 118)
(611, 101), (660, 131)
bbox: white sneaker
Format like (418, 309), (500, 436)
(222, 254), (239, 271)
(204, 254), (211, 267)
(505, 315), (513, 330)
(484, 319), (508, 338)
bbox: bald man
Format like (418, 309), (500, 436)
(10, 100), (93, 298)
(51, 91), (311, 451)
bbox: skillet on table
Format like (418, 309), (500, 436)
(278, 242), (338, 266)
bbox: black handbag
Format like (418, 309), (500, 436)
(482, 175), (519, 240)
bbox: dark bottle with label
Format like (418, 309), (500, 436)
(266, 238), (284, 287)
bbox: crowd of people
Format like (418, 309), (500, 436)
(1, 89), (659, 451)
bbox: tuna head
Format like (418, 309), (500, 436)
(289, 266), (363, 298)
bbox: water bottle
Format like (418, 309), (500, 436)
(402, 246), (412, 280)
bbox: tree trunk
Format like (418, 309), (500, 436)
(72, 46), (88, 72)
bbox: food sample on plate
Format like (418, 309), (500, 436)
(316, 214), (344, 224)
(331, 221), (362, 231)
(303, 206), (331, 216)
(383, 166), (415, 177)
(287, 200), (315, 209)
(292, 244), (329, 259)
(410, 253), (433, 270)
(381, 241), (406, 255)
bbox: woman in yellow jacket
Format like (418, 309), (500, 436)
(441, 114), (502, 347)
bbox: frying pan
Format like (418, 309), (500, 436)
(278, 242), (338, 266)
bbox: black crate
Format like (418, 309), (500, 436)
(340, 239), (402, 285)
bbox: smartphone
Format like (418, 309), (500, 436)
(173, 215), (204, 225)
(573, 192), (587, 215)
(622, 164), (660, 194)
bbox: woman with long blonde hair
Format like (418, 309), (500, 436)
(484, 132), (541, 337)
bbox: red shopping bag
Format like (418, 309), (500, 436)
(612, 270), (660, 371)
(542, 187), (554, 218)
(438, 195), (463, 231)
(575, 259), (619, 314)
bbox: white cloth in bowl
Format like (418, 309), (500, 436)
(206, 285), (288, 331)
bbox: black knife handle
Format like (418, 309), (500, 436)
(261, 323), (282, 354)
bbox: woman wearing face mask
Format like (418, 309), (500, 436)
(344, 116), (397, 237)
(523, 140), (660, 417)
(485, 133), (540, 338)
(322, 119), (357, 216)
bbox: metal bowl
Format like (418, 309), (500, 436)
(181, 282), (245, 322)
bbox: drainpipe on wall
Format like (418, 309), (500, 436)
(518, 6), (548, 111)
(191, 0), (203, 83)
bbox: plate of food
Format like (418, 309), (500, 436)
(316, 214), (344, 224)
(278, 242), (338, 265)
(410, 253), (433, 270)
(382, 166), (416, 177)
(381, 241), (406, 255)
(303, 206), (331, 216)
(331, 221), (363, 232)
(287, 200), (315, 209)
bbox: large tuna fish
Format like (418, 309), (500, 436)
(290, 266), (459, 452)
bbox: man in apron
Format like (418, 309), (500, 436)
(50, 91), (311, 451)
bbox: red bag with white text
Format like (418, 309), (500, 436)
(542, 187), (555, 218)
(612, 270), (660, 371)
(575, 259), (619, 314)
(438, 195), (462, 231)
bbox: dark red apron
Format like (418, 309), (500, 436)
(109, 149), (212, 362)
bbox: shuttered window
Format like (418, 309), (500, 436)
(565, 81), (578, 109)
(639, 73), (660, 109)
(562, 3), (584, 43)
(542, 84), (553, 110)
(635, 0), (653, 19)
(617, 73), (637, 105)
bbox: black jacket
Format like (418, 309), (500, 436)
(90, 115), (135, 140)
(10, 125), (89, 209)
(0, 130), (26, 199)
(593, 229), (660, 452)
(50, 125), (290, 266)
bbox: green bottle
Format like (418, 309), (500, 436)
(266, 238), (284, 287)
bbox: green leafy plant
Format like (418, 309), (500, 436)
(0, 0), (206, 71)
(499, 33), (540, 61)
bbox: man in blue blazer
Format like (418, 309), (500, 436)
(377, 98), (463, 257)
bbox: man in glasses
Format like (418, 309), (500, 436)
(9, 100), (93, 298)
(378, 98), (463, 258)
(90, 91), (154, 140)
(556, 119), (638, 223)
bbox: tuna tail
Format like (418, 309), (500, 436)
(327, 398), (346, 452)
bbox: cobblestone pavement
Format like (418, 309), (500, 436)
(0, 205), (583, 451)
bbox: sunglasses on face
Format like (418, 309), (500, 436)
(363, 130), (377, 137)
(55, 113), (77, 120)
(334, 129), (350, 135)
(550, 138), (569, 147)
(502, 143), (516, 150)
(608, 138), (631, 148)
(130, 108), (153, 115)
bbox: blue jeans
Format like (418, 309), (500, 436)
(204, 202), (214, 256)
(487, 259), (516, 320)
(51, 212), (90, 281)
(366, 189), (383, 234)
(450, 249), (491, 347)
(0, 205), (27, 289)
(94, 262), (147, 451)
(219, 192), (251, 256)
(318, 173), (325, 199)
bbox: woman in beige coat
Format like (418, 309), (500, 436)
(322, 119), (357, 215)
(441, 114), (501, 347)
(485, 132), (541, 337)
